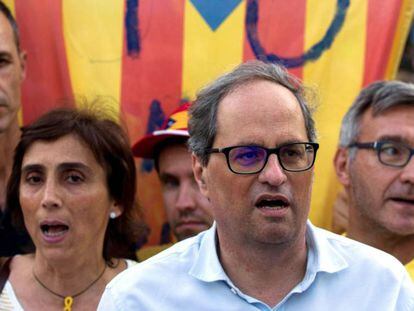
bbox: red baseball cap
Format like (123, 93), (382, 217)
(132, 102), (190, 158)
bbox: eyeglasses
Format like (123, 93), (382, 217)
(348, 141), (414, 167)
(206, 142), (319, 174)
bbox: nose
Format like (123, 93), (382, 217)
(400, 156), (414, 184)
(258, 154), (287, 186)
(41, 178), (62, 209)
(175, 182), (196, 213)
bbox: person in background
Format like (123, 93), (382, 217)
(99, 61), (414, 310)
(334, 80), (414, 279)
(0, 0), (29, 256)
(132, 103), (213, 259)
(0, 108), (148, 310)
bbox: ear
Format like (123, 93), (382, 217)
(192, 153), (209, 197)
(334, 147), (351, 187)
(110, 202), (124, 218)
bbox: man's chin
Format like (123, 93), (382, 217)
(387, 223), (414, 236)
(175, 223), (209, 241)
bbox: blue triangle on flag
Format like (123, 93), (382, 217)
(190, 0), (243, 31)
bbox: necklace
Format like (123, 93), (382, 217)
(33, 264), (107, 311)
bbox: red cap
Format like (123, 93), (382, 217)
(132, 102), (190, 158)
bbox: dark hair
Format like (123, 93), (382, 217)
(6, 107), (148, 262)
(188, 60), (317, 165)
(0, 1), (21, 51)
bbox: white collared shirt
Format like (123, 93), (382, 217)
(98, 221), (414, 310)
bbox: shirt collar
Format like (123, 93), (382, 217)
(190, 221), (349, 286)
(306, 220), (348, 273)
(189, 222), (229, 283)
(295, 221), (348, 293)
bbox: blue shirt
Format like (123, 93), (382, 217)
(98, 222), (414, 310)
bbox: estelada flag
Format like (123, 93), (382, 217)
(6, 0), (414, 245)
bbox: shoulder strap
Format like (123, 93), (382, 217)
(0, 257), (12, 294)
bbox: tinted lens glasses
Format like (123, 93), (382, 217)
(207, 142), (319, 174)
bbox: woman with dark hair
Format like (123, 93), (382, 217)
(0, 108), (148, 310)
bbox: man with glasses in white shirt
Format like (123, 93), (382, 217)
(99, 62), (414, 310)
(334, 80), (414, 279)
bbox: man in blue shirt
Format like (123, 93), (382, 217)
(99, 61), (414, 310)
(334, 81), (414, 279)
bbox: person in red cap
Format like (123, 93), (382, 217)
(132, 103), (214, 258)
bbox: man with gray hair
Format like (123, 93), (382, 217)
(99, 62), (414, 310)
(334, 80), (414, 279)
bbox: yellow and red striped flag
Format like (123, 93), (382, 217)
(7, 0), (414, 244)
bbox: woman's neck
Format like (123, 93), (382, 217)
(32, 252), (108, 297)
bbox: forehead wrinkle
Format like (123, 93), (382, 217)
(218, 83), (302, 124)
(0, 30), (17, 53)
(214, 80), (307, 150)
(359, 106), (414, 142)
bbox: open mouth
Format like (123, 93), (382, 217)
(255, 198), (289, 209)
(40, 223), (69, 237)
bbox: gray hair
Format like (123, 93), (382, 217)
(188, 60), (317, 166)
(339, 80), (414, 150)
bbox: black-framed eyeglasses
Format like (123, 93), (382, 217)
(348, 141), (414, 167)
(205, 142), (319, 174)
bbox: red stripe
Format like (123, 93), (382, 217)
(120, 0), (185, 245)
(243, 0), (306, 79)
(121, 0), (184, 143)
(16, 0), (73, 124)
(363, 0), (402, 86)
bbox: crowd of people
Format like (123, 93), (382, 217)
(0, 1), (414, 310)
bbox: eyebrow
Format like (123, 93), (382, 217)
(232, 139), (309, 147)
(0, 51), (13, 59)
(21, 164), (43, 175)
(159, 172), (178, 181)
(59, 162), (93, 173)
(21, 162), (93, 174)
(377, 135), (410, 145)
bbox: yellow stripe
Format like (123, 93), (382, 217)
(405, 259), (414, 281)
(170, 111), (188, 130)
(303, 0), (367, 229)
(385, 0), (414, 79)
(63, 0), (124, 115)
(182, 0), (245, 100)
(3, 0), (14, 16)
